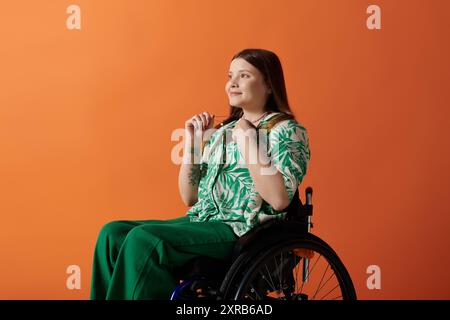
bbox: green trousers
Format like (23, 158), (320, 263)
(90, 216), (238, 300)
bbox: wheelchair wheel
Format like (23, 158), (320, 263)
(221, 235), (357, 300)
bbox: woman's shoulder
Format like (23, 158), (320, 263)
(265, 117), (308, 149)
(267, 113), (307, 134)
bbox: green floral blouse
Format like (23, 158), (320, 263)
(186, 112), (311, 237)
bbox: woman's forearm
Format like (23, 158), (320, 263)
(238, 138), (290, 211)
(178, 138), (202, 207)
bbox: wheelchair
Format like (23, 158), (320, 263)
(170, 187), (357, 300)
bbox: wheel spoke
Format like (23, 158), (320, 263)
(313, 271), (336, 299)
(299, 253), (322, 294)
(294, 256), (302, 294)
(258, 268), (276, 292)
(264, 264), (277, 291)
(312, 263), (330, 300)
(318, 283), (340, 300)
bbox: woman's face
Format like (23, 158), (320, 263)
(225, 58), (271, 111)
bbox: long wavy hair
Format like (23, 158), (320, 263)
(215, 48), (297, 130)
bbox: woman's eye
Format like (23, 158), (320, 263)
(227, 74), (249, 79)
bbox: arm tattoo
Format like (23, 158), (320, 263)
(188, 165), (201, 187)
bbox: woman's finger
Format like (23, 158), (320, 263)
(198, 113), (207, 130)
(193, 115), (202, 131)
(202, 111), (211, 127)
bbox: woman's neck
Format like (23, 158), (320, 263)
(242, 109), (269, 124)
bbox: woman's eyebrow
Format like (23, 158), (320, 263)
(228, 69), (252, 74)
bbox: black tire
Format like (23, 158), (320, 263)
(218, 251), (253, 299)
(221, 234), (357, 300)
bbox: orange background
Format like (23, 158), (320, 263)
(0, 0), (449, 299)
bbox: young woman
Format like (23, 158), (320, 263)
(90, 48), (311, 299)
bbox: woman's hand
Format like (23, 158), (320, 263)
(180, 112), (214, 206)
(232, 117), (256, 143)
(185, 111), (215, 139)
(232, 118), (258, 163)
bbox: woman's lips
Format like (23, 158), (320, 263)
(230, 92), (242, 96)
